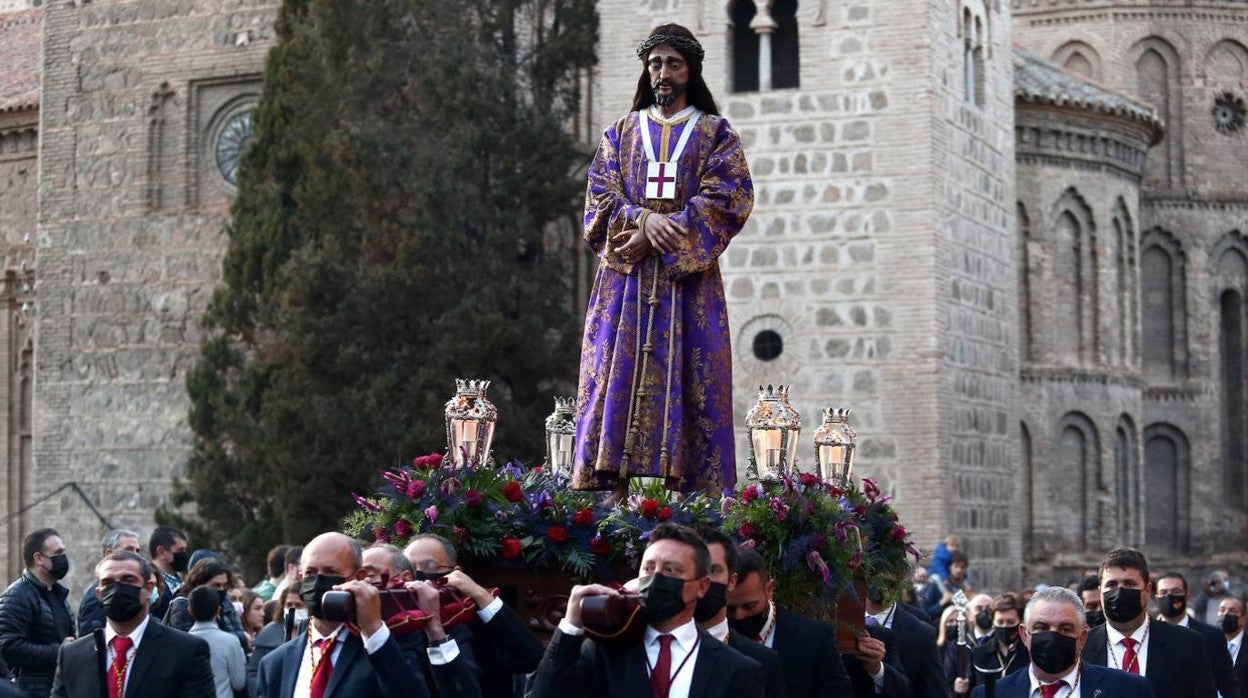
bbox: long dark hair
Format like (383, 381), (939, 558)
(630, 24), (719, 115)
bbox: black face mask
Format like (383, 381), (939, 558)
(100, 583), (145, 622)
(993, 625), (1020, 646)
(637, 573), (691, 625)
(728, 606), (769, 639)
(1222, 614), (1241, 635)
(694, 582), (728, 623)
(975, 610), (993, 631)
(1102, 587), (1144, 623)
(299, 575), (347, 619)
(44, 554), (69, 581)
(1158, 593), (1186, 619)
(413, 571), (448, 583)
(1029, 630), (1079, 674)
(1085, 610), (1105, 628)
(171, 551), (190, 574)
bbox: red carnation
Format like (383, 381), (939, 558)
(548, 526), (569, 543)
(503, 481), (524, 502)
(532, 466), (544, 473)
(413, 453), (443, 470)
(891, 524), (908, 541)
(572, 508), (594, 527)
(500, 538), (522, 559)
(798, 472), (820, 488)
(590, 535), (612, 555)
(738, 522), (756, 538)
(465, 489), (484, 508)
(393, 519), (412, 538)
(740, 485), (759, 503)
(640, 499), (660, 519)
(658, 507), (673, 521)
(373, 525), (390, 543)
(405, 480), (426, 500)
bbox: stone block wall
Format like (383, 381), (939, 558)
(592, 0), (1019, 586)
(31, 0), (278, 594)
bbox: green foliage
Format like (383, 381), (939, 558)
(181, 0), (597, 577)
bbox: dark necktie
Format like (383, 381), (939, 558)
(108, 635), (133, 698)
(1121, 636), (1140, 675)
(310, 636), (336, 698)
(1039, 679), (1066, 698)
(650, 634), (673, 698)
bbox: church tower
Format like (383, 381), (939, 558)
(593, 0), (1021, 586)
(1013, 0), (1248, 572)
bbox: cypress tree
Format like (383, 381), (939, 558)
(168, 0), (597, 573)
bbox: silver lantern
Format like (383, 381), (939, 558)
(444, 379), (497, 467)
(813, 408), (857, 487)
(745, 385), (802, 481)
(544, 397), (576, 478)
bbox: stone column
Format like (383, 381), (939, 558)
(749, 1), (777, 91)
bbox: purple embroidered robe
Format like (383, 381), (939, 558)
(572, 109), (753, 494)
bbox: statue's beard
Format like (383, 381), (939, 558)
(652, 78), (688, 107)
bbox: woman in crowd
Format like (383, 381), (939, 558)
(164, 557), (250, 649)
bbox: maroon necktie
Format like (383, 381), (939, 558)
(310, 637), (336, 698)
(1121, 637), (1139, 675)
(1039, 680), (1066, 698)
(650, 634), (673, 698)
(108, 635), (133, 698)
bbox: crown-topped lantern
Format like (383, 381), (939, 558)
(813, 408), (857, 487)
(745, 385), (802, 481)
(544, 397), (577, 479)
(444, 379), (497, 468)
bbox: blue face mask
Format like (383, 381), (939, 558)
(150, 586), (160, 606)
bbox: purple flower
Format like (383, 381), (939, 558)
(863, 478), (881, 501)
(501, 460), (525, 479)
(494, 510), (510, 522)
(719, 497), (737, 516)
(529, 490), (554, 511)
(739, 539), (757, 550)
(424, 505), (439, 524)
(352, 493), (381, 513)
(768, 497), (789, 521)
(441, 477), (463, 497)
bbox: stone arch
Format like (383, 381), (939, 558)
(1140, 228), (1188, 381)
(1131, 36), (1184, 190)
(1215, 231), (1248, 510)
(960, 0), (987, 106)
(1113, 414), (1138, 546)
(1111, 198), (1136, 367)
(1017, 202), (1033, 362)
(1057, 411), (1098, 552)
(728, 0), (760, 93)
(1143, 422), (1191, 552)
(1203, 39), (1248, 84)
(1052, 40), (1102, 82)
(1048, 188), (1098, 365)
(1021, 421), (1034, 554)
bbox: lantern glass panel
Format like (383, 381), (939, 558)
(752, 428), (784, 476)
(547, 431), (574, 475)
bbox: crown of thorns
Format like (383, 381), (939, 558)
(635, 33), (705, 62)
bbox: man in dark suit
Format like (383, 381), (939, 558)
(1155, 572), (1239, 698)
(866, 581), (950, 698)
(403, 534), (544, 698)
(844, 623), (911, 698)
(954, 593), (1028, 696)
(256, 532), (433, 698)
(50, 550), (214, 698)
(360, 542), (482, 697)
(526, 522), (764, 698)
(1218, 595), (1248, 698)
(726, 547), (851, 698)
(695, 529), (788, 698)
(971, 586), (1151, 698)
(1080, 547), (1215, 698)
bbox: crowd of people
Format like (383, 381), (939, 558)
(0, 523), (1241, 697)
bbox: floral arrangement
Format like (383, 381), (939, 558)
(343, 453), (920, 611)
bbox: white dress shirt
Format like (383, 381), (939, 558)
(477, 596), (504, 624)
(705, 617), (730, 643)
(1027, 662), (1081, 698)
(293, 622), (421, 698)
(103, 613), (151, 692)
(644, 619), (701, 698)
(1105, 620), (1150, 675)
(868, 605), (897, 630)
(1229, 630), (1244, 664)
(759, 603), (778, 649)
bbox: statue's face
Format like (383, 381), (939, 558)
(647, 45), (689, 107)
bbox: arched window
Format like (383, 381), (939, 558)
(1113, 415), (1137, 546)
(1018, 202), (1033, 362)
(1133, 38), (1184, 190)
(1057, 412), (1098, 552)
(771, 0), (800, 89)
(961, 1), (987, 107)
(1143, 423), (1191, 553)
(729, 0), (799, 93)
(1021, 421), (1034, 553)
(1112, 199), (1136, 367)
(1216, 233), (1248, 510)
(1048, 189), (1098, 366)
(730, 0), (760, 93)
(1140, 228), (1187, 380)
(1051, 41), (1102, 82)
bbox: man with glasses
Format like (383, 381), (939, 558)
(1218, 596), (1248, 697)
(1155, 573), (1239, 698)
(970, 586), (1150, 697)
(1080, 547), (1215, 697)
(404, 534), (543, 698)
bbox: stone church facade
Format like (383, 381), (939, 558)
(0, 0), (1244, 591)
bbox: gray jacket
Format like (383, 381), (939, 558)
(189, 620), (246, 698)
